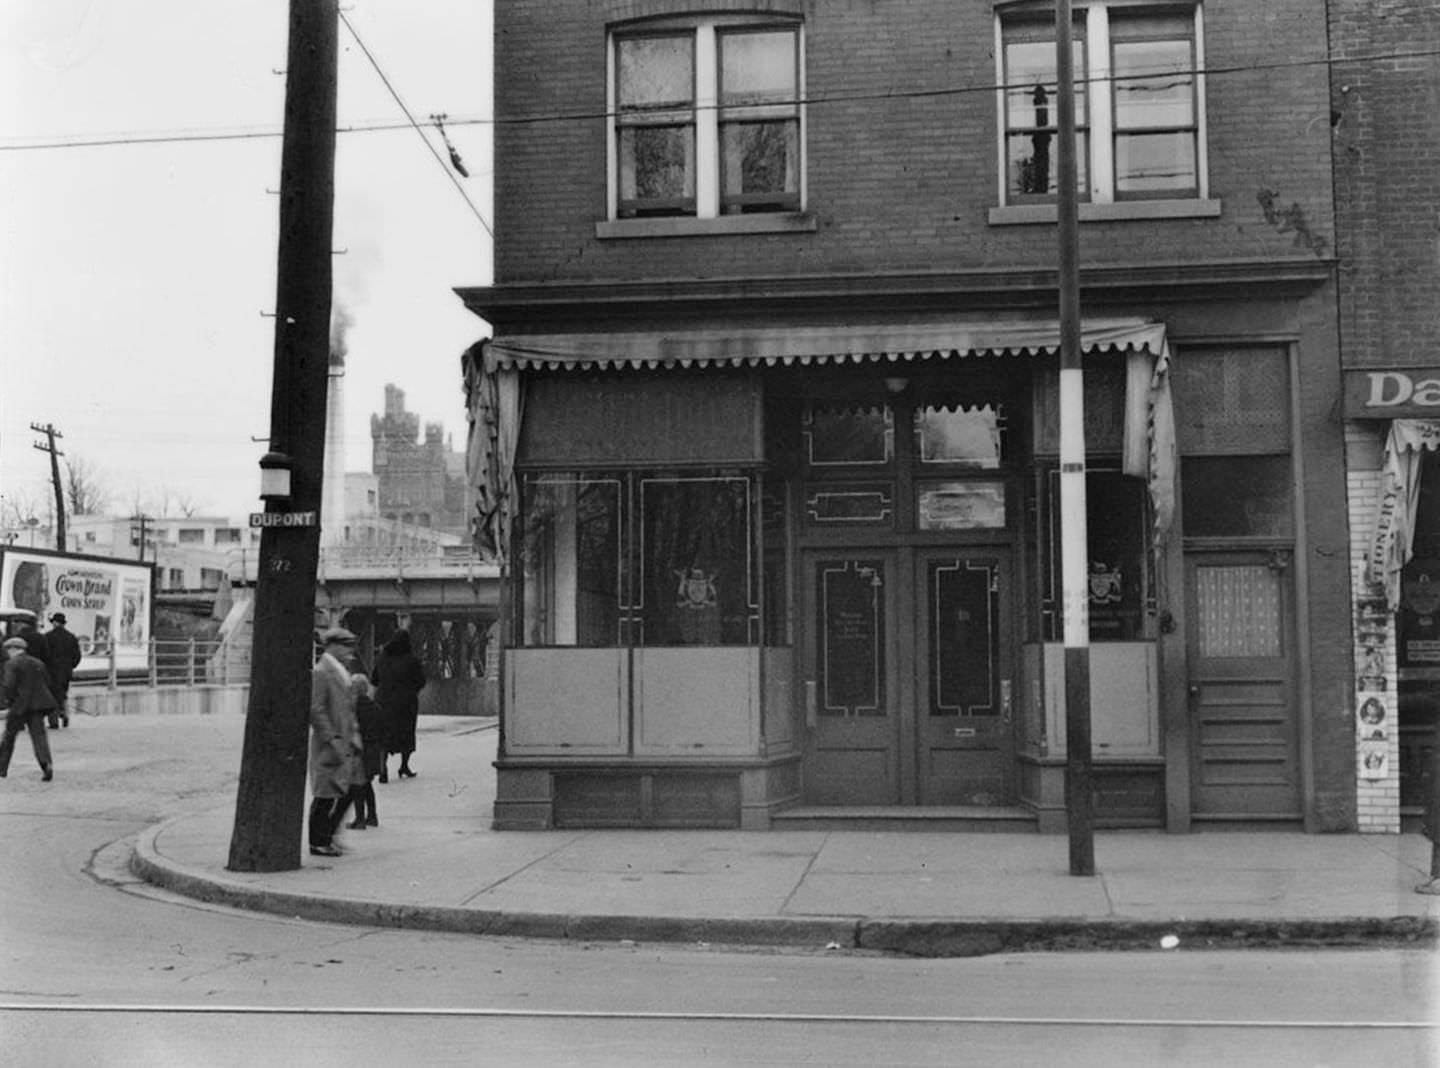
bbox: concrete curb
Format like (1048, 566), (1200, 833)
(130, 819), (1438, 956)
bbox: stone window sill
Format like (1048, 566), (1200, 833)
(596, 214), (818, 239)
(988, 199), (1222, 225)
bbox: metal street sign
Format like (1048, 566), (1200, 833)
(248, 511), (318, 528)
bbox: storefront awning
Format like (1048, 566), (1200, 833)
(465, 318), (1177, 557)
(486, 318), (1168, 371)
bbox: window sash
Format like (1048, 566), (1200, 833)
(999, 4), (1200, 204)
(613, 20), (801, 220)
(1110, 20), (1197, 197)
(1003, 29), (1088, 201)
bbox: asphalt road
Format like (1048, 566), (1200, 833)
(1, 712), (1435, 1066)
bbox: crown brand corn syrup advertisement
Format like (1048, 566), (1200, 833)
(0, 548), (153, 674)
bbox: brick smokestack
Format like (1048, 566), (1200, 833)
(322, 304), (351, 548)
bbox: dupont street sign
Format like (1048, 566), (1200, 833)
(249, 511), (318, 528)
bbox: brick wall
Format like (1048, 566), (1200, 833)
(1346, 421), (1400, 833)
(492, 0), (1337, 285)
(1328, 0), (1440, 369)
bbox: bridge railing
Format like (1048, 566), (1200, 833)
(316, 546), (499, 580)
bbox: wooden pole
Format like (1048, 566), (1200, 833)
(1056, 0), (1095, 876)
(227, 0), (338, 872)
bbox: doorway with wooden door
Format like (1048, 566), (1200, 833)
(1184, 550), (1302, 820)
(800, 547), (1015, 806)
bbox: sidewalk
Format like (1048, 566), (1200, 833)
(132, 718), (1440, 956)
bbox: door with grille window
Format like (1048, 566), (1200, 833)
(1184, 553), (1301, 819)
(801, 554), (900, 805)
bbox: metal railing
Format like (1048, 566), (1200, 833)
(78, 637), (251, 689)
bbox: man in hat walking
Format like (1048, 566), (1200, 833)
(43, 613), (82, 729)
(308, 626), (362, 857)
(0, 635), (56, 781)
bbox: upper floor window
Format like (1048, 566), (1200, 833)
(613, 18), (802, 220)
(999, 2), (1203, 206)
(177, 528), (205, 545)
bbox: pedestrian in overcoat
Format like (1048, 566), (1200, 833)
(17, 622), (55, 729)
(0, 636), (56, 781)
(308, 627), (362, 857)
(43, 613), (82, 728)
(376, 629), (426, 780)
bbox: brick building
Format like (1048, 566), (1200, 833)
(461, 0), (1359, 831)
(1329, 1), (1440, 832)
(370, 383), (472, 538)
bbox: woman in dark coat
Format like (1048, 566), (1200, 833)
(376, 629), (426, 779)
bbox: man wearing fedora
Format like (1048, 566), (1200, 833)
(0, 635), (57, 781)
(308, 626), (363, 857)
(43, 613), (82, 729)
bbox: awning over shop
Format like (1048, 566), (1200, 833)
(1368, 419), (1440, 608)
(486, 317), (1167, 372)
(464, 318), (1177, 558)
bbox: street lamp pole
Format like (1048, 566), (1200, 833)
(227, 0), (338, 873)
(1056, 0), (1095, 876)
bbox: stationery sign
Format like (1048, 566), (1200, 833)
(1343, 369), (1440, 418)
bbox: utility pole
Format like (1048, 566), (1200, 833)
(30, 422), (66, 552)
(129, 513), (153, 562)
(1056, 0), (1094, 876)
(227, 0), (338, 873)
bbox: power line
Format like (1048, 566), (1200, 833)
(338, 10), (492, 237)
(2, 44), (1436, 154)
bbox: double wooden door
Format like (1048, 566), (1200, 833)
(800, 548), (1015, 806)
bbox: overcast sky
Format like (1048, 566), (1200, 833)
(1, 0), (494, 524)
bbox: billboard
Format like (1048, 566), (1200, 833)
(0, 548), (154, 673)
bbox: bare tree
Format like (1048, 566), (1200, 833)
(145, 484), (198, 518)
(1, 487), (45, 528)
(64, 455), (114, 516)
(169, 487), (203, 518)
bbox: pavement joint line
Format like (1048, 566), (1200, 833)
(457, 829), (590, 906)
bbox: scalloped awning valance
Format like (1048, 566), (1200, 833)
(485, 317), (1168, 371)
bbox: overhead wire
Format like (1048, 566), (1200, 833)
(337, 10), (492, 237)
(1, 44), (1437, 153)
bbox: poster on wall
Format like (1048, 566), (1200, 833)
(0, 548), (154, 674)
(1359, 740), (1389, 781)
(1356, 694), (1389, 741)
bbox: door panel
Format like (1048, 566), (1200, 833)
(918, 552), (1014, 805)
(1185, 554), (1301, 818)
(802, 555), (899, 805)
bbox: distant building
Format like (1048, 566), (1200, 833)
(67, 514), (256, 591)
(371, 384), (472, 539)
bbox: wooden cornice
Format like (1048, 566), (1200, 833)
(457, 258), (1334, 329)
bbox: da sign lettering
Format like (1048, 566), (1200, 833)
(1343, 370), (1440, 418)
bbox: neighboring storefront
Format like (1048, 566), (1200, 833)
(1343, 368), (1440, 832)
(464, 293), (1351, 833)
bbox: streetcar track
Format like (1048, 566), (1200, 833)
(0, 1003), (1433, 1029)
